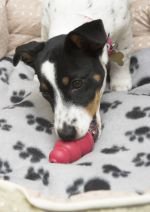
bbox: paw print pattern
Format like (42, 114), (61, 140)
(101, 145), (129, 154)
(66, 178), (84, 197)
(130, 56), (139, 74)
(132, 152), (150, 167)
(0, 119), (12, 131)
(25, 167), (49, 185)
(125, 126), (150, 143)
(0, 159), (12, 180)
(137, 77), (150, 87)
(10, 90), (26, 103)
(77, 162), (92, 166)
(126, 107), (150, 119)
(101, 101), (122, 113)
(66, 178), (110, 197)
(84, 178), (110, 192)
(4, 92), (33, 109)
(13, 141), (46, 163)
(26, 114), (53, 134)
(0, 68), (9, 84)
(19, 73), (29, 80)
(103, 164), (130, 178)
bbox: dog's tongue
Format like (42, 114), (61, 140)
(88, 118), (99, 142)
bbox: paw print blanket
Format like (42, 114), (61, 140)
(0, 48), (150, 199)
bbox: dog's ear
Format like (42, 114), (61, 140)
(13, 41), (45, 68)
(65, 19), (107, 56)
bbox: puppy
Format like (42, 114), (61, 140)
(13, 0), (132, 141)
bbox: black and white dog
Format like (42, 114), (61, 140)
(13, 0), (132, 141)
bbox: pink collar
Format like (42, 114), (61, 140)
(107, 35), (113, 56)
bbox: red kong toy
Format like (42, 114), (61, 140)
(49, 119), (99, 164)
(49, 132), (94, 163)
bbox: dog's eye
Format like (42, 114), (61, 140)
(71, 79), (83, 90)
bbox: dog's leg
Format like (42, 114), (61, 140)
(110, 22), (133, 91)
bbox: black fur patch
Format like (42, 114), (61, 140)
(13, 20), (107, 109)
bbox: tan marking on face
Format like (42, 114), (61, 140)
(93, 74), (101, 81)
(85, 90), (100, 117)
(62, 76), (70, 86)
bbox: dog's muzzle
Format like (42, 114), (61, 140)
(57, 123), (77, 140)
(57, 117), (99, 141)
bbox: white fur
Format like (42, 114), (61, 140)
(41, 61), (92, 139)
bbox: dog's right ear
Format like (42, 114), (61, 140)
(65, 19), (107, 56)
(13, 41), (45, 68)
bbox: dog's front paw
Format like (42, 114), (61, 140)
(110, 77), (132, 91)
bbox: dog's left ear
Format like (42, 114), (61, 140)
(13, 41), (45, 68)
(65, 19), (107, 56)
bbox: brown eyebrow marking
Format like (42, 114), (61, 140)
(62, 76), (70, 85)
(85, 90), (100, 117)
(93, 74), (101, 81)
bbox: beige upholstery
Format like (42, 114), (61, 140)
(6, 0), (42, 55)
(1, 0), (150, 57)
(0, 0), (9, 59)
(131, 0), (150, 52)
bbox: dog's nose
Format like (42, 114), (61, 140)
(57, 123), (76, 140)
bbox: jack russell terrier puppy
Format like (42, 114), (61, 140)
(13, 0), (133, 141)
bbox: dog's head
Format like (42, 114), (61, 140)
(13, 20), (108, 140)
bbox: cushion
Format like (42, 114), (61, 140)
(0, 0), (9, 59)
(6, 0), (42, 55)
(131, 0), (150, 52)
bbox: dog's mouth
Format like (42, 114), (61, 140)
(52, 117), (99, 141)
(88, 117), (99, 142)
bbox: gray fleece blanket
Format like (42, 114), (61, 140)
(0, 48), (150, 199)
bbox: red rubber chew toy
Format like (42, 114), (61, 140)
(49, 132), (94, 163)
